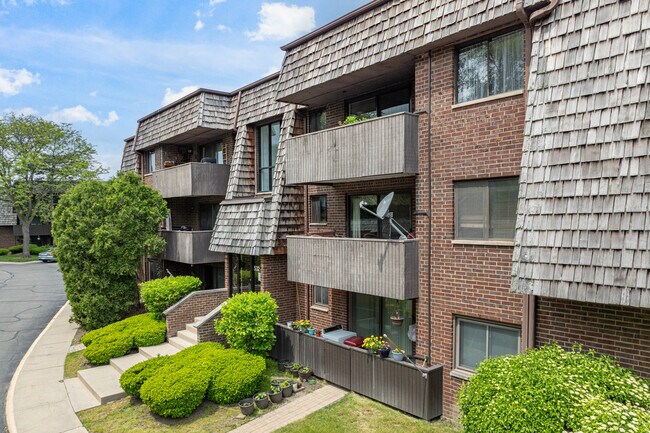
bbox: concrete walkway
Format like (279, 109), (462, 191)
(231, 385), (347, 433)
(5, 302), (87, 433)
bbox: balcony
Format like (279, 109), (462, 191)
(285, 112), (419, 185)
(151, 162), (229, 198)
(161, 231), (224, 265)
(287, 236), (419, 300)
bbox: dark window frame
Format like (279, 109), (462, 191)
(345, 85), (412, 119)
(454, 316), (520, 372)
(257, 120), (281, 193)
(308, 108), (327, 133)
(310, 195), (327, 224)
(312, 286), (328, 307)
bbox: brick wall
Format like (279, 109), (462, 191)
(164, 288), (229, 337)
(298, 285), (349, 331)
(414, 47), (526, 419)
(261, 255), (296, 324)
(536, 298), (650, 379)
(0, 226), (15, 249)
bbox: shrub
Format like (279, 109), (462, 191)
(81, 313), (166, 364)
(140, 276), (202, 319)
(8, 245), (22, 254)
(458, 343), (650, 433)
(121, 342), (265, 418)
(120, 356), (171, 397)
(215, 292), (278, 356)
(30, 244), (50, 255)
(0, 248), (8, 256)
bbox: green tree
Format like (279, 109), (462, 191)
(52, 171), (168, 329)
(0, 114), (104, 256)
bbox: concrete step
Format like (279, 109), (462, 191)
(169, 335), (195, 350)
(139, 343), (180, 359)
(185, 323), (198, 334)
(194, 316), (205, 323)
(110, 353), (148, 374)
(77, 365), (125, 404)
(64, 377), (101, 412)
(178, 329), (198, 344)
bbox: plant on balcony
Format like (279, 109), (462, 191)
(362, 335), (388, 354)
(391, 347), (405, 361)
(293, 319), (311, 332)
(140, 275), (202, 319)
(254, 392), (270, 409)
(338, 114), (373, 125)
(458, 343), (650, 433)
(214, 292), (278, 356)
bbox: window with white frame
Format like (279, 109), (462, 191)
(313, 286), (328, 307)
(455, 317), (520, 371)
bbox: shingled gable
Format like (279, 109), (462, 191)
(512, 0), (650, 307)
(120, 136), (137, 172)
(209, 75), (303, 256)
(0, 203), (17, 226)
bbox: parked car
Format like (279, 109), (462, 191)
(38, 249), (56, 263)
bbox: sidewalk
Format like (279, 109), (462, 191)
(5, 302), (87, 433)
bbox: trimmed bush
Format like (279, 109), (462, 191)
(458, 343), (650, 433)
(8, 245), (22, 254)
(120, 356), (171, 397)
(121, 342), (265, 418)
(140, 276), (202, 319)
(215, 292), (278, 356)
(30, 244), (49, 254)
(81, 313), (166, 364)
(0, 248), (8, 256)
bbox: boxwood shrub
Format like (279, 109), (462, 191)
(0, 248), (9, 256)
(7, 244), (48, 255)
(120, 342), (265, 418)
(458, 343), (650, 433)
(140, 276), (202, 319)
(8, 245), (22, 254)
(81, 313), (166, 364)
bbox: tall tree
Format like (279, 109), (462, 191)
(0, 114), (103, 256)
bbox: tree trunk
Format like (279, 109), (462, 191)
(20, 217), (31, 258)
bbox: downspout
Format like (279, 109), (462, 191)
(515, 0), (558, 350)
(427, 50), (433, 366)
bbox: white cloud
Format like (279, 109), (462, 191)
(216, 24), (230, 32)
(3, 107), (38, 116)
(89, 90), (97, 97)
(45, 105), (118, 126)
(0, 67), (40, 96)
(194, 19), (204, 31)
(162, 85), (199, 106)
(247, 2), (315, 41)
(209, 0), (225, 5)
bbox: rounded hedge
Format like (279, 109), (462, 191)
(81, 313), (166, 364)
(140, 276), (202, 319)
(0, 248), (9, 256)
(458, 343), (650, 433)
(8, 245), (22, 254)
(120, 342), (265, 418)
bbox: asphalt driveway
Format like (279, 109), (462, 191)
(0, 262), (67, 433)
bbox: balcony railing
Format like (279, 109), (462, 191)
(285, 112), (419, 185)
(287, 235), (419, 300)
(151, 162), (229, 198)
(271, 324), (443, 420)
(161, 231), (224, 265)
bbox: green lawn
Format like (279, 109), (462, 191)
(0, 255), (41, 262)
(275, 393), (461, 433)
(64, 350), (92, 378)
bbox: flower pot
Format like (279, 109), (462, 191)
(392, 350), (404, 362)
(269, 390), (283, 404)
(281, 362), (293, 372)
(281, 384), (293, 398)
(308, 328), (316, 335)
(291, 368), (300, 377)
(298, 369), (313, 380)
(379, 349), (390, 358)
(254, 393), (270, 409)
(287, 321), (292, 328)
(390, 316), (404, 326)
(315, 330), (321, 337)
(271, 379), (282, 387)
(239, 399), (255, 416)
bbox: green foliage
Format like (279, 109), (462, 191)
(0, 248), (10, 256)
(140, 276), (202, 319)
(215, 292), (278, 356)
(119, 356), (171, 398)
(0, 114), (104, 256)
(52, 171), (168, 329)
(121, 342), (265, 418)
(458, 343), (650, 433)
(338, 114), (373, 125)
(8, 245), (22, 254)
(8, 244), (48, 255)
(81, 314), (166, 364)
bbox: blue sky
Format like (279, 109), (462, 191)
(0, 0), (368, 177)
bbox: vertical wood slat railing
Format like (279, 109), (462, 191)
(270, 324), (443, 420)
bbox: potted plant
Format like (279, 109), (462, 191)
(392, 347), (405, 361)
(308, 327), (316, 335)
(315, 328), (322, 337)
(280, 381), (292, 398)
(298, 366), (313, 380)
(390, 311), (405, 326)
(378, 341), (391, 358)
(254, 392), (270, 409)
(290, 363), (301, 377)
(239, 398), (255, 416)
(269, 386), (283, 404)
(281, 361), (293, 372)
(362, 335), (386, 354)
(290, 379), (303, 393)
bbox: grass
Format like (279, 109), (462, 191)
(78, 358), (324, 433)
(0, 254), (41, 262)
(274, 393), (462, 433)
(64, 350), (92, 378)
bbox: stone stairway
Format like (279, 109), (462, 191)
(65, 316), (203, 411)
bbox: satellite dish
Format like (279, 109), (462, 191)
(376, 192), (394, 219)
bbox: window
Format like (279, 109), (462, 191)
(347, 87), (411, 119)
(456, 28), (524, 103)
(148, 260), (160, 281)
(200, 142), (223, 164)
(309, 109), (326, 132)
(144, 150), (156, 174)
(204, 264), (225, 290)
(229, 254), (261, 295)
(199, 203), (220, 231)
(455, 178), (518, 240)
(310, 195), (327, 224)
(455, 318), (520, 371)
(349, 192), (411, 239)
(257, 121), (281, 192)
(313, 286), (328, 307)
